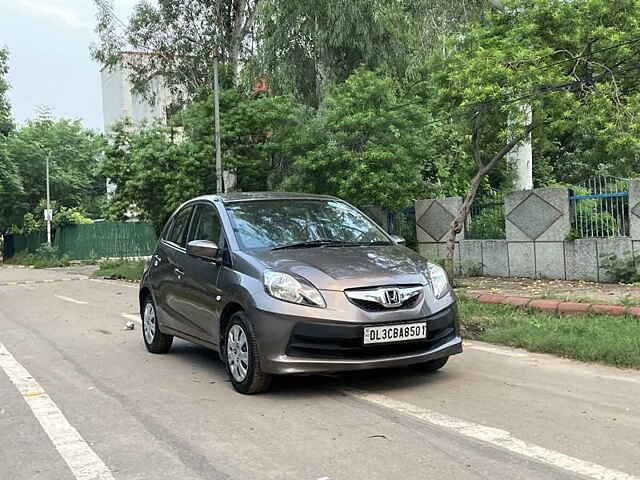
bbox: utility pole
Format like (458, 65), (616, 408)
(213, 55), (223, 194)
(45, 151), (52, 245)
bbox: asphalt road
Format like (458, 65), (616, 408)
(1, 266), (639, 480)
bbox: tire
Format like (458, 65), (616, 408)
(142, 296), (173, 354)
(409, 356), (449, 372)
(224, 312), (272, 394)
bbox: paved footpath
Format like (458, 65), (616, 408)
(1, 266), (639, 480)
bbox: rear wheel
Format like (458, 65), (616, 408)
(409, 356), (448, 372)
(142, 297), (173, 354)
(225, 312), (272, 394)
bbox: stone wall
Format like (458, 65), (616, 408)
(415, 180), (640, 282)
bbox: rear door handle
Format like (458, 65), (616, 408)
(174, 267), (184, 279)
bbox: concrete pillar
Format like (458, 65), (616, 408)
(507, 104), (533, 191)
(629, 179), (640, 240)
(415, 197), (464, 243)
(505, 187), (570, 242)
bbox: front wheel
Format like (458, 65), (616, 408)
(142, 297), (173, 354)
(409, 356), (449, 372)
(225, 312), (272, 394)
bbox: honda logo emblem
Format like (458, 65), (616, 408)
(382, 288), (401, 307)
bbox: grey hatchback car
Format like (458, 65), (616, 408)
(139, 193), (462, 394)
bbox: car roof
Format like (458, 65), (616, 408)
(191, 192), (340, 203)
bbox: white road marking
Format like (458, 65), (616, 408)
(465, 343), (528, 358)
(0, 341), (115, 480)
(343, 389), (639, 480)
(54, 295), (88, 305)
(121, 313), (141, 325)
(90, 278), (138, 289)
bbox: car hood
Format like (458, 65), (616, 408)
(250, 245), (431, 291)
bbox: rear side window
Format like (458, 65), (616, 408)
(167, 206), (194, 247)
(189, 204), (222, 244)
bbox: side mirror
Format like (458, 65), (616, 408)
(390, 235), (406, 245)
(186, 240), (219, 261)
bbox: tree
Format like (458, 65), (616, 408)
(0, 47), (12, 136)
(0, 48), (23, 233)
(283, 69), (427, 211)
(255, 0), (488, 107)
(4, 116), (104, 231)
(93, 0), (260, 97)
(418, 0), (640, 275)
(100, 92), (307, 232)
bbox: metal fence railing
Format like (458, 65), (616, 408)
(465, 194), (506, 239)
(569, 175), (630, 238)
(388, 207), (417, 248)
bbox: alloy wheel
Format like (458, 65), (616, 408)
(227, 324), (249, 382)
(143, 302), (156, 344)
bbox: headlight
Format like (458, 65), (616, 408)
(426, 263), (450, 299)
(263, 270), (326, 308)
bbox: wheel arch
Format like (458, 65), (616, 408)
(219, 302), (245, 343)
(139, 286), (152, 315)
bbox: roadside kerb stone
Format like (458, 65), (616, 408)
(527, 299), (560, 313)
(557, 302), (591, 315)
(473, 294), (640, 317)
(504, 296), (532, 308)
(626, 307), (640, 318)
(590, 304), (628, 316)
(476, 294), (507, 304)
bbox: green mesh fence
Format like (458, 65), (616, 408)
(3, 231), (48, 258)
(5, 222), (157, 260)
(55, 222), (157, 259)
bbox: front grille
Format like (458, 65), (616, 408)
(286, 306), (457, 359)
(348, 294), (421, 312)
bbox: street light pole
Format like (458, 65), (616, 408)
(213, 55), (223, 194)
(45, 151), (51, 245)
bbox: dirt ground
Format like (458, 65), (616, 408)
(456, 276), (640, 305)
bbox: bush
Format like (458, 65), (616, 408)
(6, 243), (71, 268)
(599, 252), (640, 284)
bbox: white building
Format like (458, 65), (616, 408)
(100, 52), (174, 131)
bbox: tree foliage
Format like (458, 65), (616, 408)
(254, 0), (489, 107)
(283, 69), (428, 210)
(100, 92), (307, 231)
(0, 47), (12, 136)
(93, 0), (260, 98)
(1, 117), (103, 233)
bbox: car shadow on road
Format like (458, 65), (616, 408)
(167, 339), (457, 398)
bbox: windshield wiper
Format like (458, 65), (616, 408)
(271, 239), (361, 250)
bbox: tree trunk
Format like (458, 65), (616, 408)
(444, 123), (534, 279)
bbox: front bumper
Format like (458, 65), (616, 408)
(253, 304), (462, 375)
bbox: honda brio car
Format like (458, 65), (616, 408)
(139, 193), (462, 394)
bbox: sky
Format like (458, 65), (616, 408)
(0, 0), (138, 131)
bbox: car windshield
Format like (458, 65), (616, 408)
(225, 199), (391, 250)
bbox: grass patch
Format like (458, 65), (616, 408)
(6, 252), (71, 269)
(96, 259), (145, 282)
(458, 296), (640, 369)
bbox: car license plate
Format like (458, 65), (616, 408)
(363, 322), (427, 345)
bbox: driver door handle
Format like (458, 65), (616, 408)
(174, 267), (184, 279)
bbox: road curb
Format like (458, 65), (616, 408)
(471, 293), (640, 317)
